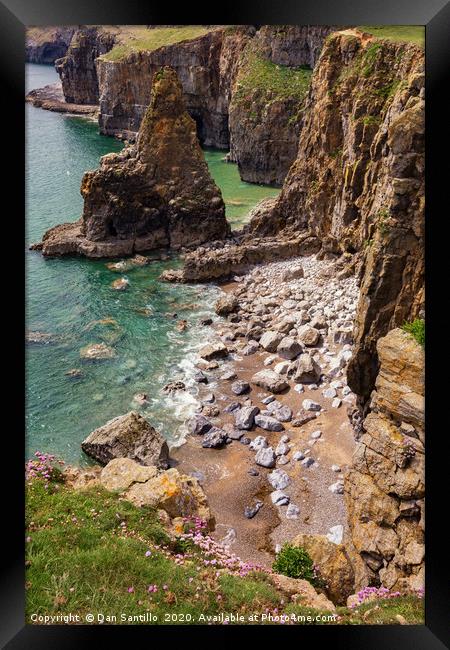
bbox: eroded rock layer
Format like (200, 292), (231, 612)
(249, 31), (424, 401)
(56, 26), (117, 104)
(37, 67), (228, 258)
(344, 328), (424, 592)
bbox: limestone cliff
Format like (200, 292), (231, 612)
(56, 26), (117, 104)
(344, 328), (424, 592)
(36, 67), (228, 258)
(96, 27), (252, 146)
(228, 26), (335, 185)
(53, 25), (337, 185)
(250, 31), (424, 401)
(26, 26), (75, 63)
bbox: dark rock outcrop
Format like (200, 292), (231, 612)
(256, 25), (340, 68)
(81, 411), (170, 468)
(160, 232), (319, 283)
(26, 26), (75, 63)
(228, 25), (336, 185)
(25, 82), (98, 115)
(249, 31), (424, 402)
(56, 26), (116, 104)
(37, 67), (229, 258)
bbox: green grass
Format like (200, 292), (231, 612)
(358, 26), (424, 47)
(100, 26), (212, 62)
(25, 480), (285, 624)
(402, 318), (425, 347)
(25, 478), (424, 625)
(233, 46), (312, 107)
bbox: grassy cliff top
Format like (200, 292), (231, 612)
(26, 476), (424, 625)
(357, 26), (424, 47)
(99, 26), (215, 62)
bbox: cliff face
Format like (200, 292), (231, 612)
(26, 26), (75, 63)
(37, 67), (228, 258)
(345, 328), (424, 592)
(251, 32), (424, 400)
(53, 25), (337, 186)
(56, 27), (117, 104)
(96, 27), (252, 146)
(256, 25), (339, 68)
(227, 26), (335, 186)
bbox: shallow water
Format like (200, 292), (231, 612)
(25, 63), (279, 464)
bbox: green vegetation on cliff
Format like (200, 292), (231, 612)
(402, 318), (425, 347)
(100, 26), (212, 62)
(233, 46), (312, 106)
(357, 26), (424, 47)
(26, 475), (424, 625)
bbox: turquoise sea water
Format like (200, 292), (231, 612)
(25, 63), (279, 464)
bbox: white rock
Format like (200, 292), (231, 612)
(331, 465), (341, 472)
(275, 441), (290, 456)
(286, 503), (300, 519)
(271, 490), (290, 506)
(249, 435), (268, 451)
(328, 481), (344, 494)
(302, 399), (321, 412)
(274, 361), (290, 375)
(294, 384), (304, 393)
(268, 469), (291, 490)
(255, 446), (276, 468)
(293, 451), (305, 461)
(331, 398), (342, 408)
(327, 525), (344, 545)
(322, 387), (337, 399)
(311, 430), (322, 439)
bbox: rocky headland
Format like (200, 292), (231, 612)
(29, 25), (337, 186)
(26, 26), (425, 610)
(26, 26), (75, 63)
(34, 67), (229, 258)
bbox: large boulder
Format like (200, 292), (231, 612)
(81, 411), (169, 467)
(277, 336), (302, 360)
(251, 369), (288, 394)
(187, 414), (213, 436)
(235, 405), (260, 430)
(124, 466), (213, 527)
(100, 457), (158, 491)
(215, 294), (238, 316)
(260, 330), (284, 352)
(199, 341), (229, 360)
(291, 353), (321, 383)
(269, 573), (335, 611)
(297, 324), (320, 347)
(291, 533), (355, 605)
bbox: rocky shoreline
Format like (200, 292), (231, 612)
(26, 25), (425, 607)
(26, 81), (98, 116)
(171, 254), (359, 574)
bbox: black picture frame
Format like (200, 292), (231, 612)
(2, 0), (449, 646)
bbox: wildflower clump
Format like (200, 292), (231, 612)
(25, 451), (65, 488)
